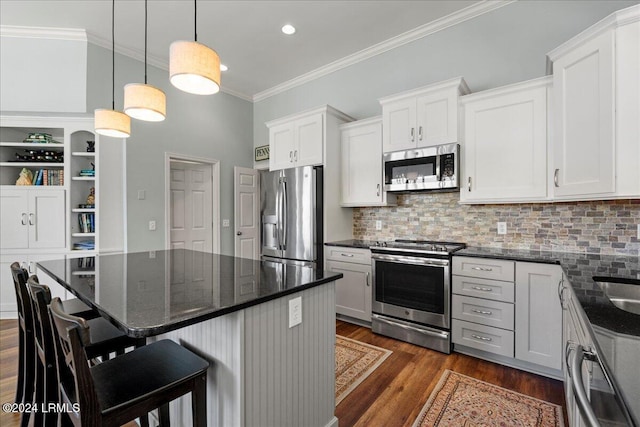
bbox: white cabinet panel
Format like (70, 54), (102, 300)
(325, 246), (372, 323)
(269, 122), (295, 171)
(0, 190), (29, 248)
(382, 98), (416, 152)
(268, 112), (324, 170)
(416, 89), (457, 146)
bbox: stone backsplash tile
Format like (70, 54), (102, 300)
(353, 192), (640, 255)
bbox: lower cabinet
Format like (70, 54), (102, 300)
(325, 246), (372, 323)
(452, 256), (563, 376)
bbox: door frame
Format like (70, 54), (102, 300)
(164, 152), (221, 253)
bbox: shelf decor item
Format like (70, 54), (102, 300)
(16, 168), (33, 185)
(169, 0), (221, 95)
(86, 140), (95, 152)
(94, 0), (131, 138)
(124, 0), (166, 122)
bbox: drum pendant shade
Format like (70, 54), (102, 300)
(124, 83), (166, 122)
(95, 109), (131, 138)
(170, 40), (221, 95)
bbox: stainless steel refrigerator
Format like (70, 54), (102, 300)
(260, 166), (323, 267)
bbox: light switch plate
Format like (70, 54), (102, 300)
(222, 219), (230, 227)
(149, 220), (156, 231)
(497, 222), (507, 235)
(289, 297), (302, 328)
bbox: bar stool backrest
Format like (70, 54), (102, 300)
(10, 263), (33, 332)
(49, 297), (97, 427)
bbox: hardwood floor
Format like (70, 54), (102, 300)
(336, 320), (568, 427)
(1, 319), (567, 427)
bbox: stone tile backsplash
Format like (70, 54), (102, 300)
(353, 192), (640, 255)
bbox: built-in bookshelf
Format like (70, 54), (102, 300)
(69, 130), (98, 252)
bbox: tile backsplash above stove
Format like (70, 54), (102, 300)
(353, 192), (640, 256)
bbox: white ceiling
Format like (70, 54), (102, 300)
(0, 0), (486, 100)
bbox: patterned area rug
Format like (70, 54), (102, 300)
(335, 336), (392, 405)
(413, 370), (564, 427)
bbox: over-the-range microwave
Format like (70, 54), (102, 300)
(383, 143), (459, 192)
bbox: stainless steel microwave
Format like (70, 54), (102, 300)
(383, 143), (459, 192)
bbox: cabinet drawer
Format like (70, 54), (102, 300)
(452, 320), (514, 357)
(325, 246), (371, 265)
(452, 275), (515, 303)
(452, 295), (514, 330)
(452, 256), (515, 282)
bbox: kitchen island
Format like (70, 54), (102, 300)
(38, 249), (342, 427)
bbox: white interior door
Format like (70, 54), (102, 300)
(234, 166), (259, 260)
(169, 161), (213, 253)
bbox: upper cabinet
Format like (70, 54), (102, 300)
(339, 117), (396, 207)
(460, 77), (550, 204)
(267, 106), (352, 171)
(379, 77), (470, 153)
(547, 5), (640, 200)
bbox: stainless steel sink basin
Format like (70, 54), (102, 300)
(594, 277), (640, 315)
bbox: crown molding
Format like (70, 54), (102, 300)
(252, 0), (515, 103)
(0, 25), (87, 41)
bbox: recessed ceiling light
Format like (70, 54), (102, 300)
(281, 24), (296, 35)
(220, 64), (228, 72)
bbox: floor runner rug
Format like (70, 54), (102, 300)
(335, 335), (392, 405)
(412, 370), (564, 427)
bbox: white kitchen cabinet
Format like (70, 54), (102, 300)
(0, 188), (65, 249)
(515, 262), (563, 370)
(380, 77), (470, 153)
(339, 117), (396, 207)
(325, 246), (372, 323)
(547, 6), (640, 200)
(460, 77), (550, 203)
(267, 110), (327, 171)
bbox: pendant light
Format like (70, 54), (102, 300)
(124, 0), (166, 121)
(169, 0), (221, 95)
(95, 0), (131, 138)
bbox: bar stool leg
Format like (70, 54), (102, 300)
(158, 404), (170, 427)
(15, 327), (25, 404)
(192, 374), (207, 427)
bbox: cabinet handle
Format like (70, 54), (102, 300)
(467, 177), (472, 192)
(21, 213), (28, 225)
(558, 278), (566, 307)
(366, 272), (370, 287)
(340, 253), (354, 257)
(471, 309), (493, 315)
(418, 126), (423, 141)
(554, 169), (559, 187)
(294, 150), (298, 161)
(471, 267), (493, 272)
(289, 151), (293, 162)
(471, 334), (493, 342)
(28, 213), (35, 226)
(471, 286), (493, 292)
(28, 262), (34, 274)
(410, 127), (415, 142)
(376, 183), (380, 197)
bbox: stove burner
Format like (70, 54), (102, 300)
(370, 239), (466, 255)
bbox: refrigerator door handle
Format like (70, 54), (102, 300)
(275, 179), (282, 250)
(281, 179), (287, 250)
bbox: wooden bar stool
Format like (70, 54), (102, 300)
(9, 263), (99, 427)
(49, 297), (209, 427)
(27, 276), (146, 427)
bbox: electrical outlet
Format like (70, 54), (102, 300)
(222, 219), (230, 227)
(137, 190), (146, 200)
(148, 220), (156, 231)
(289, 296), (302, 328)
(497, 222), (507, 235)
(376, 220), (382, 231)
(637, 224), (640, 239)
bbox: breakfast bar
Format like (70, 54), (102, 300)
(37, 249), (342, 427)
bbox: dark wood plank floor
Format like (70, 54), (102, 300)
(336, 320), (568, 427)
(1, 319), (567, 427)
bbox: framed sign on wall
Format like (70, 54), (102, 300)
(255, 145), (269, 161)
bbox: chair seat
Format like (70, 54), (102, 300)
(90, 340), (209, 415)
(61, 298), (99, 319)
(85, 317), (144, 359)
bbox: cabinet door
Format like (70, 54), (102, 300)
(552, 30), (615, 197)
(416, 89), (458, 147)
(269, 122), (295, 171)
(0, 190), (29, 249)
(382, 98), (416, 152)
(29, 189), (66, 249)
(341, 121), (383, 205)
(326, 260), (372, 322)
(515, 262), (563, 370)
(294, 113), (323, 167)
(461, 85), (548, 202)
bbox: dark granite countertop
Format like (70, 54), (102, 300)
(324, 239), (379, 249)
(37, 249), (342, 338)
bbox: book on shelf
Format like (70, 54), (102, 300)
(32, 169), (63, 186)
(73, 240), (95, 250)
(77, 213), (95, 233)
(22, 132), (61, 144)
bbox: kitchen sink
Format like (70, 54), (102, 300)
(593, 276), (640, 315)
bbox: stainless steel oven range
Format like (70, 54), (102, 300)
(371, 240), (466, 354)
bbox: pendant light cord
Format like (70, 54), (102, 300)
(144, 0), (148, 84)
(111, 0), (115, 110)
(194, 0), (198, 42)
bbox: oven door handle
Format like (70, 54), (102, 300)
(372, 314), (449, 339)
(371, 253), (449, 267)
(568, 344), (600, 427)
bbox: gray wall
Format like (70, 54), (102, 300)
(253, 0), (638, 168)
(87, 44), (253, 254)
